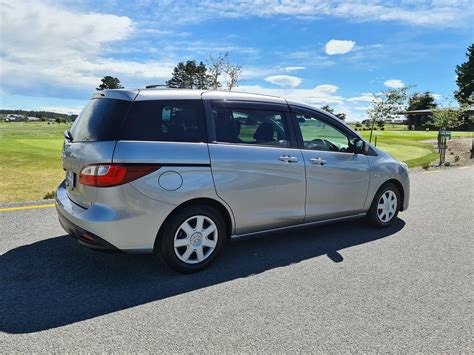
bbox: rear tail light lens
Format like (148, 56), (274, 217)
(79, 164), (160, 187)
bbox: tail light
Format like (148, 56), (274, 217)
(79, 164), (160, 187)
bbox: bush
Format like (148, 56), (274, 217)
(450, 152), (454, 155)
(454, 155), (460, 162)
(43, 190), (55, 199)
(422, 163), (430, 170)
(444, 162), (451, 167)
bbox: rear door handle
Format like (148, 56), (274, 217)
(279, 155), (299, 163)
(310, 157), (327, 165)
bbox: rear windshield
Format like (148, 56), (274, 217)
(120, 100), (206, 142)
(71, 98), (131, 142)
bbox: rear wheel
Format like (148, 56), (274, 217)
(158, 205), (226, 273)
(367, 183), (400, 228)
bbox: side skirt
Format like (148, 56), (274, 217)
(231, 213), (367, 240)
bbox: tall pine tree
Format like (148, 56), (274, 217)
(166, 61), (210, 89)
(455, 44), (474, 105)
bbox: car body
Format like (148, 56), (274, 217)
(56, 88), (409, 272)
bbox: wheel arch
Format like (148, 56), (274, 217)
(154, 197), (234, 252)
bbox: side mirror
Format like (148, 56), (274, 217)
(354, 138), (367, 154)
(64, 130), (73, 142)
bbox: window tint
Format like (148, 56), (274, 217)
(296, 113), (355, 153)
(213, 108), (289, 147)
(121, 100), (206, 142)
(71, 98), (131, 142)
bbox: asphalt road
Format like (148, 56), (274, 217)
(1, 166), (473, 352)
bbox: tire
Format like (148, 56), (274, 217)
(366, 182), (401, 228)
(157, 204), (227, 273)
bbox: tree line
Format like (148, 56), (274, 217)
(0, 109), (77, 121)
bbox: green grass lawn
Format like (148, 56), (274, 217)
(0, 121), (471, 202)
(0, 122), (70, 202)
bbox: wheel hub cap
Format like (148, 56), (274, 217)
(377, 190), (397, 223)
(189, 232), (203, 246)
(173, 215), (218, 265)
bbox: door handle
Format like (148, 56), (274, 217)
(279, 155), (299, 163)
(310, 157), (327, 165)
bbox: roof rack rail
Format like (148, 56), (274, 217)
(145, 84), (168, 89)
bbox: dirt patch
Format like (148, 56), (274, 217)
(444, 137), (474, 166)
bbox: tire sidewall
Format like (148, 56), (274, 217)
(159, 205), (227, 273)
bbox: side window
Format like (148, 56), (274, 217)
(296, 113), (354, 153)
(121, 100), (206, 143)
(213, 107), (290, 147)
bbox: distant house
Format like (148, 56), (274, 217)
(27, 116), (40, 121)
(6, 114), (25, 122)
(405, 108), (474, 130)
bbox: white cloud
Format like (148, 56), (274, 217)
(384, 79), (405, 88)
(0, 0), (176, 97)
(140, 0), (473, 27)
(265, 75), (302, 88)
(325, 40), (356, 55)
(283, 66), (306, 72)
(348, 93), (375, 103)
(237, 84), (343, 106)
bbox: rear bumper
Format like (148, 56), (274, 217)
(56, 207), (118, 250)
(55, 180), (176, 252)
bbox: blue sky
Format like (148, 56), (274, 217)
(1, 0), (473, 121)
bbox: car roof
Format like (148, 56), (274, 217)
(95, 88), (286, 104)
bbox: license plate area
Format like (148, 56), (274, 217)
(66, 171), (76, 189)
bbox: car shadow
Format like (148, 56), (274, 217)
(0, 218), (405, 334)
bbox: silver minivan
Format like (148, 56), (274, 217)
(56, 88), (409, 273)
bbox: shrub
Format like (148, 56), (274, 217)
(454, 155), (460, 162)
(444, 162), (451, 167)
(43, 190), (55, 199)
(422, 163), (430, 170)
(381, 127), (385, 130)
(450, 152), (454, 155)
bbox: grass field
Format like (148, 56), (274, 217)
(0, 121), (472, 202)
(0, 122), (70, 202)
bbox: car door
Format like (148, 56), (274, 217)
(291, 107), (371, 222)
(206, 100), (306, 235)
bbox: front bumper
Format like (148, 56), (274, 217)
(55, 180), (176, 253)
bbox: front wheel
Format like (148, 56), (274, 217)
(366, 183), (401, 228)
(158, 205), (226, 273)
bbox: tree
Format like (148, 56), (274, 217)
(431, 104), (467, 131)
(166, 60), (210, 89)
(207, 52), (242, 91)
(454, 44), (474, 105)
(407, 91), (437, 129)
(367, 87), (409, 142)
(320, 105), (346, 121)
(225, 62), (242, 91)
(96, 76), (124, 90)
(431, 103), (468, 164)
